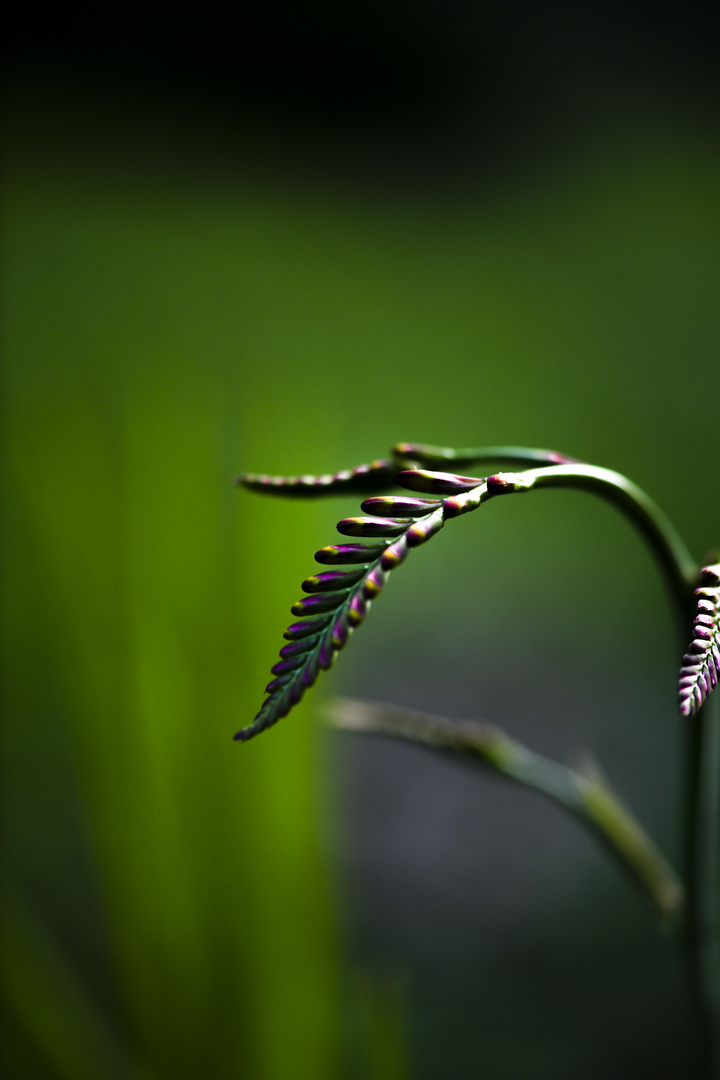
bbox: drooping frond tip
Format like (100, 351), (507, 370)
(235, 443), (584, 500)
(233, 463), (494, 742)
(234, 458), (398, 497)
(678, 563), (720, 718)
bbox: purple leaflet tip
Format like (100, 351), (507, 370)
(284, 615), (333, 640)
(361, 496), (442, 517)
(291, 591), (348, 617)
(315, 543), (389, 564)
(396, 469), (484, 495)
(302, 568), (367, 593)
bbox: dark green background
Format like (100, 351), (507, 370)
(3, 4), (720, 1076)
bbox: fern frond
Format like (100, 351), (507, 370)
(234, 458), (397, 497)
(678, 563), (720, 718)
(234, 443), (582, 499)
(233, 475), (480, 742)
(236, 448), (693, 743)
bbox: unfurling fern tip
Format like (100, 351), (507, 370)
(678, 563), (720, 718)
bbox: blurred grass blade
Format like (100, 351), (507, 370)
(0, 879), (151, 1080)
(326, 698), (685, 926)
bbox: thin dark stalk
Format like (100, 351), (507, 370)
(326, 698), (684, 925)
(686, 692), (720, 1076)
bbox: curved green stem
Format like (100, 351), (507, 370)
(480, 463), (700, 623)
(440, 460), (719, 1070)
(326, 698), (684, 925)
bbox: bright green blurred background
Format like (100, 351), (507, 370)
(3, 5), (720, 1075)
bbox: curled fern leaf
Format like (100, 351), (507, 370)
(678, 563), (720, 718)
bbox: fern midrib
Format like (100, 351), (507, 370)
(263, 527), (411, 720)
(255, 499), (459, 734)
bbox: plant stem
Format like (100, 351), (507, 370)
(484, 463), (699, 621)
(686, 690), (720, 1076)
(338, 454), (716, 1066)
(481, 465), (720, 1070)
(480, 465), (720, 1070)
(326, 698), (685, 926)
(391, 442), (581, 469)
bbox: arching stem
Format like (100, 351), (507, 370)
(478, 463), (699, 623)
(452, 462), (718, 1073)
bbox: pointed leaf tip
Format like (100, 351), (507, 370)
(291, 591), (349, 617)
(360, 496), (442, 516)
(396, 469), (485, 495)
(337, 516), (415, 538)
(302, 568), (368, 593)
(406, 510), (445, 546)
(315, 543), (389, 564)
(284, 615), (333, 640)
(279, 637), (319, 659)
